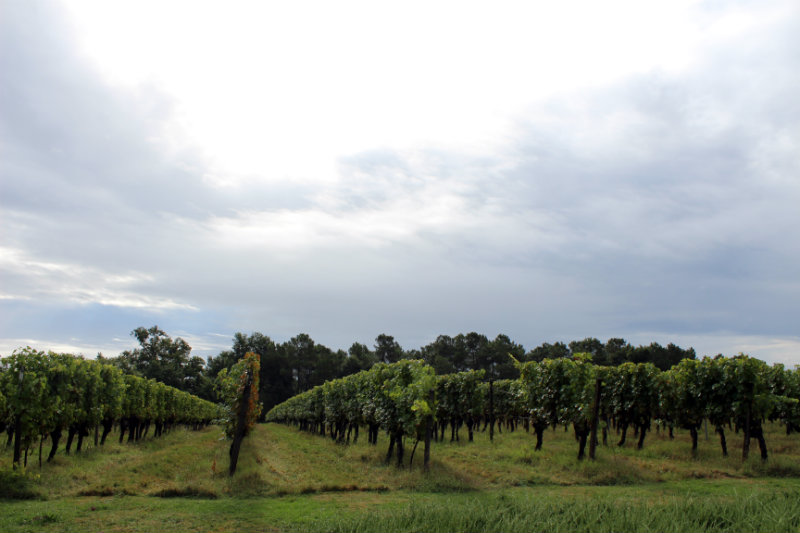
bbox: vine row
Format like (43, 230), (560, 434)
(266, 354), (800, 464)
(0, 347), (220, 468)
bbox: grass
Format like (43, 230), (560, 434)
(0, 426), (230, 499)
(1, 421), (799, 532)
(307, 487), (800, 533)
(3, 483), (800, 533)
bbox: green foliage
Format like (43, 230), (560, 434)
(766, 363), (800, 430)
(269, 352), (800, 461)
(0, 375), (6, 427)
(377, 360), (436, 436)
(659, 358), (705, 430)
(374, 334), (403, 364)
(267, 360), (437, 440)
(209, 332), (698, 422)
(489, 379), (524, 422)
(436, 370), (486, 426)
(724, 354), (775, 422)
(656, 354), (796, 436)
(0, 347), (220, 467)
(113, 326), (210, 399)
(215, 352), (261, 439)
(517, 355), (596, 431)
(0, 347), (50, 449)
(605, 362), (660, 430)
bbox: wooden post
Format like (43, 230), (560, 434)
(12, 417), (22, 469)
(489, 380), (495, 443)
(742, 381), (754, 462)
(229, 372), (252, 476)
(12, 369), (24, 469)
(589, 377), (601, 460)
(424, 390), (433, 471)
(742, 398), (752, 461)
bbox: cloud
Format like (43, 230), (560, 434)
(0, 246), (196, 310)
(1, 0), (798, 364)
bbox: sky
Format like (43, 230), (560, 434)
(1, 0), (799, 365)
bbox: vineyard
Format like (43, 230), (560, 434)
(2, 349), (800, 532)
(266, 354), (800, 465)
(0, 347), (220, 469)
(3, 348), (798, 475)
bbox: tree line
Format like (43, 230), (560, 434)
(104, 326), (697, 417)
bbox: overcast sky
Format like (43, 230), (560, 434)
(1, 0), (799, 365)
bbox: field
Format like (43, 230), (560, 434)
(2, 422), (800, 532)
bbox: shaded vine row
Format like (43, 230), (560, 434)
(0, 347), (220, 469)
(266, 354), (800, 464)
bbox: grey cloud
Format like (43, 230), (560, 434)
(0, 3), (318, 274)
(325, 25), (800, 344)
(1, 1), (798, 362)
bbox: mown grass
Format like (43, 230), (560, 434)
(238, 420), (800, 493)
(1, 421), (799, 532)
(0, 426), (230, 499)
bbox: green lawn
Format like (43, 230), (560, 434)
(1, 422), (799, 532)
